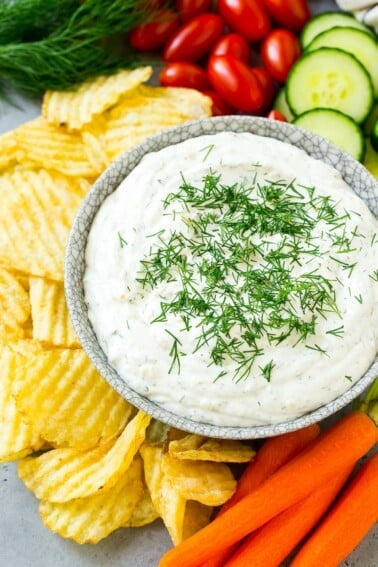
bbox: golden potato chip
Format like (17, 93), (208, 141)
(15, 117), (103, 177)
(0, 345), (44, 462)
(169, 434), (255, 463)
(0, 130), (24, 171)
(39, 456), (144, 544)
(146, 419), (170, 443)
(29, 277), (79, 348)
(124, 488), (159, 528)
(12, 348), (133, 449)
(0, 269), (31, 340)
(141, 443), (187, 545)
(163, 455), (236, 506)
(182, 501), (213, 541)
(42, 67), (152, 130)
(166, 428), (189, 443)
(104, 85), (212, 160)
(81, 130), (110, 172)
(0, 168), (86, 280)
(18, 411), (151, 502)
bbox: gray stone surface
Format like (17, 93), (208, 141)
(1, 0), (377, 565)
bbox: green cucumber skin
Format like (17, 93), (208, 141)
(371, 120), (378, 152)
(364, 105), (378, 135)
(305, 27), (378, 99)
(293, 108), (365, 162)
(300, 11), (372, 48)
(286, 47), (374, 124)
(273, 88), (294, 122)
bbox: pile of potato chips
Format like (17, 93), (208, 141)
(0, 68), (255, 545)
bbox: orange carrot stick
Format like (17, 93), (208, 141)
(201, 424), (320, 567)
(222, 423), (320, 513)
(159, 411), (377, 567)
(290, 452), (378, 567)
(224, 466), (354, 567)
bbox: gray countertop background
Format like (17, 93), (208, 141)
(0, 0), (377, 565)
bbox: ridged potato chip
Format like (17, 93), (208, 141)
(12, 348), (133, 449)
(124, 488), (159, 528)
(0, 345), (44, 462)
(0, 169), (86, 280)
(169, 434), (255, 463)
(182, 501), (213, 541)
(141, 443), (187, 545)
(0, 269), (31, 340)
(104, 85), (212, 160)
(29, 277), (79, 348)
(39, 456), (144, 544)
(0, 130), (24, 171)
(15, 117), (102, 177)
(163, 455), (236, 506)
(81, 130), (110, 172)
(42, 67), (152, 130)
(18, 411), (151, 502)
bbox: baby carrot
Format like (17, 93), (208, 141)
(202, 423), (320, 567)
(224, 466), (354, 567)
(222, 423), (320, 513)
(159, 411), (377, 567)
(291, 452), (378, 567)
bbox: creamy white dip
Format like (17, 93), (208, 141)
(84, 132), (378, 426)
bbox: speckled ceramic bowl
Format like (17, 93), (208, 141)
(65, 116), (378, 439)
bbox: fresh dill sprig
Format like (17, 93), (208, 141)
(0, 0), (152, 98)
(136, 171), (359, 380)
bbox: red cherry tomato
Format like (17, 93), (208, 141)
(262, 0), (310, 32)
(160, 62), (211, 89)
(208, 55), (265, 113)
(261, 29), (301, 83)
(251, 67), (275, 113)
(218, 0), (271, 43)
(267, 109), (287, 121)
(211, 34), (251, 64)
(177, 0), (212, 22)
(128, 11), (180, 52)
(163, 14), (224, 62)
(202, 89), (236, 115)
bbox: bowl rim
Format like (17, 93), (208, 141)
(65, 115), (378, 439)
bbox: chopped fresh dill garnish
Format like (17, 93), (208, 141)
(329, 257), (357, 278)
(200, 144), (215, 162)
(326, 325), (344, 338)
(345, 375), (353, 382)
(165, 329), (183, 374)
(305, 344), (329, 356)
(260, 360), (275, 382)
(370, 269), (378, 282)
(355, 294), (363, 304)
(135, 171), (358, 380)
(117, 231), (128, 248)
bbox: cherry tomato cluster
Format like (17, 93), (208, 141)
(129, 0), (310, 117)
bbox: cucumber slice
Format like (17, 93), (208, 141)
(273, 88), (294, 122)
(364, 104), (378, 135)
(301, 11), (371, 48)
(286, 48), (374, 124)
(371, 120), (378, 152)
(293, 109), (365, 162)
(306, 28), (378, 98)
(364, 138), (378, 178)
